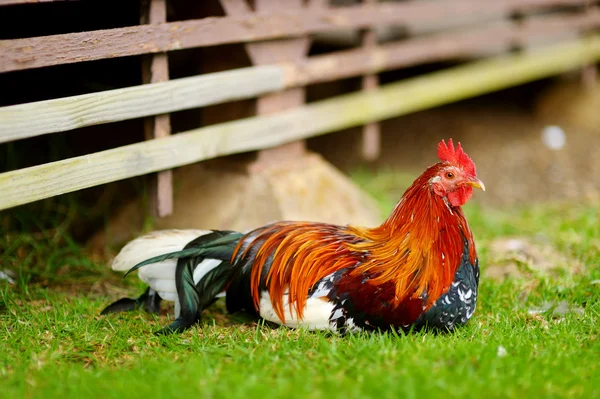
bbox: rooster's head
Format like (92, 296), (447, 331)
(430, 138), (485, 207)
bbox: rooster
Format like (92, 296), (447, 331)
(102, 139), (484, 335)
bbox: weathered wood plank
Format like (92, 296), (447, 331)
(1, 11), (597, 144)
(359, 0), (380, 162)
(0, 0), (592, 72)
(0, 65), (285, 143)
(219, 0), (251, 15)
(1, 35), (599, 211)
(282, 11), (600, 86)
(0, 0), (75, 5)
(581, 0), (600, 88)
(234, 0), (311, 168)
(141, 0), (173, 217)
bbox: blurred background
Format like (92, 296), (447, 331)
(0, 0), (598, 280)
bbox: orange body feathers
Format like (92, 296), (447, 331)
(232, 160), (477, 326)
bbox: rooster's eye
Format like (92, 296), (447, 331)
(446, 172), (454, 179)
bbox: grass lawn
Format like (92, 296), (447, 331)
(1, 171), (598, 399)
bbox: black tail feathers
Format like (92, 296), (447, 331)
(102, 230), (244, 335)
(100, 287), (162, 315)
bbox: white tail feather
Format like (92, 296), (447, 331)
(111, 230), (223, 310)
(111, 229), (210, 272)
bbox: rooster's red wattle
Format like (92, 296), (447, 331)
(103, 139), (484, 335)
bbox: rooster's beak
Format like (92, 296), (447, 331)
(466, 177), (485, 191)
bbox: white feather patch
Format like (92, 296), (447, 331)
(137, 259), (177, 282)
(259, 291), (335, 331)
(112, 229), (226, 307)
(143, 278), (176, 294)
(111, 229), (211, 272)
(142, 258), (224, 303)
(160, 292), (178, 302)
(192, 259), (222, 283)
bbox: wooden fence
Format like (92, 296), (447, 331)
(1, 0), (599, 214)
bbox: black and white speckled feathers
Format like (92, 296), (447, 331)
(313, 237), (480, 334)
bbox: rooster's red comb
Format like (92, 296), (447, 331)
(437, 139), (476, 176)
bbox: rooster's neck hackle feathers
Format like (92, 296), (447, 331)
(348, 163), (476, 309)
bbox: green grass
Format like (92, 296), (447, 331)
(1, 171), (599, 399)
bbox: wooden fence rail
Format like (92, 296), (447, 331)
(0, 66), (284, 143)
(2, 11), (598, 143)
(0, 0), (594, 73)
(1, 35), (599, 211)
(0, 0), (75, 5)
